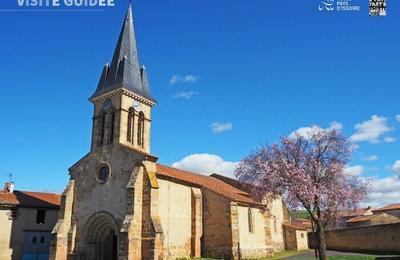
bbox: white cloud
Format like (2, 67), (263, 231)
(170, 74), (198, 85)
(172, 153), (238, 179)
(211, 122), (233, 133)
(396, 115), (400, 123)
(329, 121), (343, 131)
(173, 91), (197, 100)
(391, 160), (400, 173)
(289, 121), (342, 139)
(361, 155), (379, 161)
(384, 136), (396, 143)
(362, 176), (400, 208)
(350, 115), (393, 144)
(344, 165), (364, 176)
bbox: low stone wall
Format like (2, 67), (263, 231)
(323, 223), (400, 254)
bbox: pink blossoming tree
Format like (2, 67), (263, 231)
(235, 130), (368, 260)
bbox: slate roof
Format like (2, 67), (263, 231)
(373, 204), (400, 212)
(156, 164), (263, 206)
(91, 5), (155, 102)
(0, 190), (61, 209)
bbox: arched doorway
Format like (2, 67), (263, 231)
(83, 212), (119, 260)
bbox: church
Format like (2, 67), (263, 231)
(50, 4), (288, 260)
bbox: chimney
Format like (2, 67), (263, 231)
(9, 182), (15, 193)
(3, 182), (15, 193)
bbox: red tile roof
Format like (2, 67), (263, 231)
(156, 164), (263, 206)
(373, 204), (400, 212)
(283, 221), (309, 231)
(346, 214), (376, 223)
(292, 218), (312, 229)
(337, 208), (370, 218)
(0, 190), (61, 209)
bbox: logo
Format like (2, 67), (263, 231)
(9, 0), (115, 10)
(318, 0), (361, 12)
(369, 0), (387, 16)
(319, 0), (335, 11)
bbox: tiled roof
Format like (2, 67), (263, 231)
(91, 5), (155, 102)
(0, 190), (61, 209)
(156, 164), (263, 206)
(292, 218), (312, 229)
(346, 215), (376, 223)
(283, 221), (309, 231)
(373, 204), (400, 212)
(338, 208), (369, 218)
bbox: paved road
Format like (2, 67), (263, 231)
(284, 250), (400, 259)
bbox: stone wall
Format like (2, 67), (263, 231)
(157, 178), (194, 259)
(283, 226), (296, 251)
(202, 189), (233, 259)
(236, 206), (272, 258)
(324, 223), (400, 254)
(267, 199), (285, 251)
(295, 230), (308, 251)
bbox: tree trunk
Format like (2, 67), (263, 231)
(315, 220), (327, 260)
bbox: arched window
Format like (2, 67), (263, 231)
(107, 109), (115, 144)
(99, 99), (112, 146)
(137, 112), (145, 147)
(127, 108), (135, 143)
(248, 208), (254, 233)
(98, 111), (106, 146)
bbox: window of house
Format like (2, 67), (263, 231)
(40, 236), (45, 243)
(273, 216), (277, 233)
(301, 233), (304, 238)
(248, 208), (254, 233)
(32, 237), (37, 244)
(36, 209), (46, 224)
(7, 208), (18, 220)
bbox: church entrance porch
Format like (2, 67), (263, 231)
(83, 212), (119, 260)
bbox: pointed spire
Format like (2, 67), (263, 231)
(91, 4), (155, 102)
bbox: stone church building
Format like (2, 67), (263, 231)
(50, 4), (288, 260)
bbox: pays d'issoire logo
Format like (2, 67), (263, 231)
(15, 0), (115, 9)
(319, 0), (361, 12)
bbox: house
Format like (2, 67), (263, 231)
(373, 204), (400, 218)
(0, 182), (60, 260)
(328, 207), (373, 229)
(346, 213), (399, 228)
(283, 221), (309, 251)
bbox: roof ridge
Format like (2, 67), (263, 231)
(156, 163), (213, 179)
(16, 190), (60, 195)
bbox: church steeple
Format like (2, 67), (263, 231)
(91, 4), (155, 102)
(90, 4), (155, 154)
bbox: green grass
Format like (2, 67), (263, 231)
(328, 257), (375, 260)
(177, 253), (378, 260)
(254, 250), (308, 259)
(289, 210), (310, 219)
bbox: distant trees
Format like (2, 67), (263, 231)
(236, 130), (368, 260)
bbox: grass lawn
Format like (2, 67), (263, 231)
(258, 250), (377, 260)
(260, 250), (309, 259)
(328, 257), (375, 260)
(179, 252), (379, 260)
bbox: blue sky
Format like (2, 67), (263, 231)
(0, 0), (399, 207)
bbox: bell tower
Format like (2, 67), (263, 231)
(89, 4), (156, 154)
